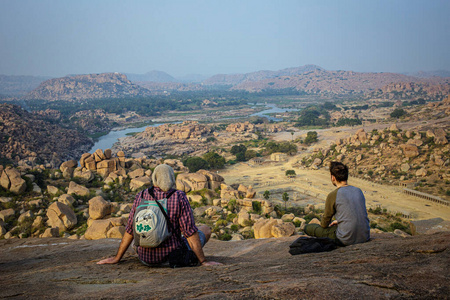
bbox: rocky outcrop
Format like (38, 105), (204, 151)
(85, 217), (126, 240)
(24, 73), (152, 101)
(46, 202), (77, 233)
(0, 104), (93, 165)
(0, 167), (26, 194)
(176, 170), (224, 193)
(1, 232), (449, 299)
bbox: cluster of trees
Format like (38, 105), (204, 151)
(390, 108), (407, 118)
(335, 118), (362, 127)
(183, 151), (226, 172)
(263, 141), (298, 155)
(303, 131), (318, 145)
(230, 144), (257, 162)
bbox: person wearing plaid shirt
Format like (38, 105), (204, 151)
(98, 164), (221, 267)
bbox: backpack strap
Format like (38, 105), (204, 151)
(148, 188), (178, 235)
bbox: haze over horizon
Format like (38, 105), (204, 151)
(1, 0), (449, 78)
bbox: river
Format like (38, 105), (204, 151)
(89, 103), (299, 152)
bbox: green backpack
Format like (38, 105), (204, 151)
(133, 187), (176, 248)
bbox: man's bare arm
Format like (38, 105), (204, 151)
(97, 232), (134, 264)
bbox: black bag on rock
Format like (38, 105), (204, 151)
(151, 189), (199, 268)
(289, 237), (337, 255)
(168, 244), (199, 268)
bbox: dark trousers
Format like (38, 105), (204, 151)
(304, 224), (345, 246)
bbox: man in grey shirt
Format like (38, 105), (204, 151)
(304, 161), (370, 246)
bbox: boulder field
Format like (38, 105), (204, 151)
(0, 232), (448, 299)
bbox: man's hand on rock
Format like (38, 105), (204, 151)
(97, 257), (120, 265)
(201, 261), (222, 266)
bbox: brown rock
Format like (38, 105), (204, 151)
(95, 149), (106, 160)
(106, 226), (125, 238)
(88, 196), (111, 220)
(73, 168), (94, 182)
(104, 149), (112, 159)
(253, 218), (278, 239)
(0, 208), (15, 222)
(68, 181), (90, 197)
(1, 167), (26, 194)
(79, 153), (91, 168)
(176, 173), (208, 193)
(129, 176), (152, 191)
(46, 202), (77, 232)
(128, 168), (145, 179)
(84, 219), (113, 240)
(58, 194), (76, 206)
(271, 222), (295, 238)
(400, 144), (419, 158)
(41, 227), (60, 238)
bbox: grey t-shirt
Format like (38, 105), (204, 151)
(322, 186), (370, 245)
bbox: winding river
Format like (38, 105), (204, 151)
(89, 103), (299, 152)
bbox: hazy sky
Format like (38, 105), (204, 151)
(1, 0), (449, 77)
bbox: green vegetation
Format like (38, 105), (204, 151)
(183, 157), (209, 172)
(285, 170), (296, 177)
(263, 190), (270, 200)
(282, 192), (289, 210)
(390, 108), (407, 118)
(303, 131), (318, 144)
(263, 141), (297, 155)
(203, 151), (226, 170)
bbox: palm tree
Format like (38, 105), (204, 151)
(282, 192), (289, 210)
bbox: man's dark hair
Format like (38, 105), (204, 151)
(329, 161), (348, 182)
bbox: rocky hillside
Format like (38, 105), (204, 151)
(301, 120), (449, 200)
(0, 104), (93, 166)
(231, 68), (448, 95)
(23, 73), (152, 101)
(366, 80), (450, 100)
(203, 64), (323, 86)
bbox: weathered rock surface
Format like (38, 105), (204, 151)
(0, 232), (448, 299)
(46, 202), (77, 232)
(88, 196), (111, 220)
(67, 181), (90, 197)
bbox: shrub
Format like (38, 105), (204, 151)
(252, 201), (262, 214)
(226, 213), (237, 222)
(230, 224), (239, 232)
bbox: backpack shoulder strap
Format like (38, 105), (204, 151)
(152, 189), (178, 234)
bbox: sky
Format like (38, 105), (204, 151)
(0, 0), (449, 77)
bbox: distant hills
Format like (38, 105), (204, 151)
(1, 65), (449, 101)
(23, 73), (152, 101)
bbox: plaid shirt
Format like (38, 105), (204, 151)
(125, 187), (198, 264)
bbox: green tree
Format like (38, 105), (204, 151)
(390, 108), (407, 118)
(230, 144), (247, 155)
(263, 190), (270, 200)
(304, 131), (318, 144)
(183, 157), (209, 172)
(203, 151), (226, 169)
(285, 169), (296, 177)
(282, 192), (289, 210)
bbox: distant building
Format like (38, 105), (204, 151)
(270, 152), (288, 162)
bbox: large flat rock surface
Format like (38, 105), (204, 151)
(0, 232), (449, 299)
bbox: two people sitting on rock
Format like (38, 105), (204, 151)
(304, 161), (370, 246)
(97, 164), (221, 267)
